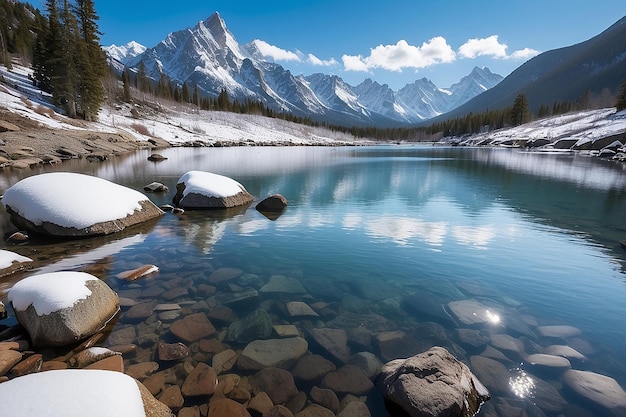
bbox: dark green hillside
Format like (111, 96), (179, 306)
(433, 16), (626, 121)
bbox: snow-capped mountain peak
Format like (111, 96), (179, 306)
(103, 41), (147, 65)
(109, 14), (502, 126)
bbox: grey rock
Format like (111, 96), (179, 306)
(377, 347), (490, 417)
(563, 369), (626, 414)
(237, 337), (308, 371)
(260, 275), (307, 294)
(173, 171), (253, 209)
(3, 173), (164, 237)
(308, 328), (350, 364)
(256, 194), (288, 212)
(226, 308), (272, 344)
(321, 364), (374, 396)
(249, 367), (299, 405)
(8, 273), (120, 347)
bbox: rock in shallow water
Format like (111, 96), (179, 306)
(2, 172), (164, 237)
(173, 171), (253, 209)
(563, 369), (626, 414)
(237, 337), (308, 371)
(377, 347), (490, 417)
(8, 271), (120, 347)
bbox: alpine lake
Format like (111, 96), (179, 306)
(1, 144), (626, 417)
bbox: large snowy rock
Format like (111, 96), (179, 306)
(2, 172), (164, 237)
(173, 170), (253, 209)
(0, 369), (173, 417)
(376, 346), (490, 417)
(7, 271), (120, 347)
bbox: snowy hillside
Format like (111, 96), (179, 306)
(0, 64), (358, 147)
(445, 108), (626, 159)
(2, 63), (624, 158)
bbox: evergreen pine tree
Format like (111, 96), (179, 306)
(616, 80), (626, 111)
(122, 67), (131, 102)
(74, 0), (106, 120)
(181, 81), (190, 103)
(510, 93), (530, 126)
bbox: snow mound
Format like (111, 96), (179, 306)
(8, 271), (97, 315)
(178, 170), (248, 199)
(0, 249), (32, 269)
(0, 369), (146, 417)
(2, 172), (148, 229)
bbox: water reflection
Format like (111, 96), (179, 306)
(509, 368), (535, 399)
(1, 145), (626, 417)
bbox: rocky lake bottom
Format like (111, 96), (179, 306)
(2, 145), (626, 417)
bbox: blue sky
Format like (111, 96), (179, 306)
(82, 0), (624, 89)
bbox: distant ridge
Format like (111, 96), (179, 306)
(434, 15), (626, 122)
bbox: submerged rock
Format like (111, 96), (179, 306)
(237, 337), (308, 370)
(563, 369), (626, 415)
(377, 347), (490, 417)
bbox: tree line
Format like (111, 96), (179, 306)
(30, 0), (107, 121)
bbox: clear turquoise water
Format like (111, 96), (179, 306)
(2, 145), (626, 416)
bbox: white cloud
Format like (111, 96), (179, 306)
(342, 37), (455, 72)
(459, 35), (541, 60)
(252, 39), (301, 62)
(509, 47), (541, 60)
(342, 54), (370, 72)
(307, 53), (338, 67)
(458, 35), (508, 59)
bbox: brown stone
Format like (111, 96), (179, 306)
(264, 405), (296, 417)
(116, 265), (159, 281)
(208, 268), (244, 284)
(247, 392), (274, 415)
(41, 360), (68, 371)
(143, 371), (166, 396)
(308, 328), (350, 364)
(84, 354), (124, 372)
(181, 362), (218, 397)
(0, 350), (22, 376)
(161, 287), (189, 300)
(158, 385), (184, 412)
(292, 354), (336, 383)
(125, 302), (155, 321)
(9, 353), (42, 377)
(285, 392), (307, 415)
(207, 398), (252, 417)
(256, 194), (288, 212)
(170, 313), (216, 343)
(295, 404), (335, 417)
(337, 401), (371, 417)
(310, 386), (340, 413)
(249, 367), (298, 405)
(135, 380), (175, 417)
(157, 341), (190, 361)
(126, 361), (160, 379)
(212, 349), (238, 374)
(321, 365), (373, 396)
(178, 406), (200, 417)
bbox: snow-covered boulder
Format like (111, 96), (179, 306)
(376, 346), (490, 417)
(2, 172), (164, 237)
(0, 369), (174, 417)
(0, 249), (32, 278)
(173, 170), (253, 209)
(7, 271), (120, 347)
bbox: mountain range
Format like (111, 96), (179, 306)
(104, 13), (503, 127)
